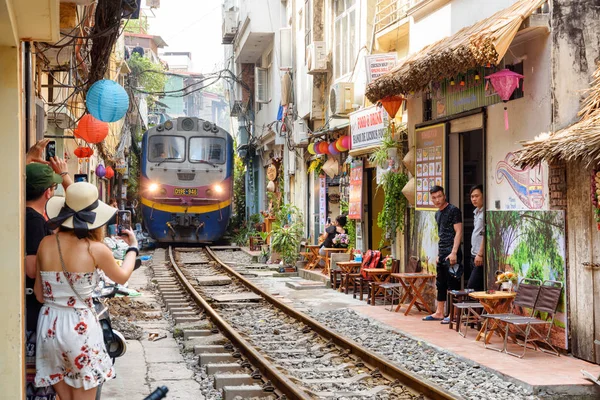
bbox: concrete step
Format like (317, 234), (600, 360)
(214, 373), (255, 390)
(196, 276), (233, 286)
(285, 280), (327, 290)
(199, 353), (237, 366)
(205, 363), (244, 375)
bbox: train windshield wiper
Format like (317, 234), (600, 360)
(156, 157), (179, 166)
(192, 159), (218, 168)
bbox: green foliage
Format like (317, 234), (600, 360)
(369, 126), (396, 168)
(127, 53), (167, 107)
(307, 156), (325, 176)
(376, 170), (409, 248)
(231, 149), (247, 229)
(123, 16), (149, 34)
(340, 200), (356, 250)
(270, 203), (304, 266)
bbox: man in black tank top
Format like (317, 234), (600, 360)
(423, 186), (463, 322)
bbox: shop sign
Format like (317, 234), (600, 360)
(319, 176), (327, 232)
(365, 53), (397, 83)
(349, 106), (388, 150)
(348, 160), (363, 220)
(415, 123), (445, 211)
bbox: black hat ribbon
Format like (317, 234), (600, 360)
(47, 200), (98, 238)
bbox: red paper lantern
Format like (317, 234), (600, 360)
(77, 114), (109, 144)
(74, 146), (94, 158)
(105, 166), (115, 179)
(485, 69), (524, 130)
(379, 96), (404, 119)
(318, 141), (329, 154)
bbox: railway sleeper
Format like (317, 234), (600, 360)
(222, 385), (275, 400)
(300, 372), (371, 385)
(309, 385), (391, 398)
(287, 363), (354, 373)
(213, 373), (256, 389)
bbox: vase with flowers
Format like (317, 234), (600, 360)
(332, 233), (349, 248)
(496, 271), (518, 292)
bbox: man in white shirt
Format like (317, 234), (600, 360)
(467, 185), (485, 291)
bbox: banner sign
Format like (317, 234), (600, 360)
(415, 123), (445, 210)
(365, 53), (397, 83)
(349, 106), (388, 150)
(319, 176), (327, 231)
(348, 160), (363, 220)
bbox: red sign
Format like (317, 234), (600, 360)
(348, 160), (363, 220)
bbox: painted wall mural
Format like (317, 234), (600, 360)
(409, 210), (439, 307)
(486, 210), (568, 350)
(495, 152), (544, 209)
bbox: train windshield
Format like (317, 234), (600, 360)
(148, 135), (185, 162)
(189, 137), (226, 164)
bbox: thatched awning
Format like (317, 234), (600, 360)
(365, 0), (546, 103)
(517, 65), (600, 168)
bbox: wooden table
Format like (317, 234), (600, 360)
(363, 268), (392, 305)
(303, 245), (321, 270)
(336, 261), (361, 293)
(321, 248), (347, 276)
(469, 291), (517, 344)
(391, 272), (435, 315)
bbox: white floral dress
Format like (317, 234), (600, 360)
(35, 270), (115, 390)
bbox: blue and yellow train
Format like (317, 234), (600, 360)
(140, 117), (233, 243)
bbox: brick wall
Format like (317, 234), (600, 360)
(549, 162), (567, 210)
(241, 63), (254, 104)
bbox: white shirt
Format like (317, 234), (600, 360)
(471, 207), (484, 256)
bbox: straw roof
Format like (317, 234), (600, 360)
(517, 64), (600, 168)
(365, 0), (546, 103)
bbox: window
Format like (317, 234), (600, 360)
(305, 0), (312, 62)
(334, 0), (356, 79)
(148, 135), (185, 162)
(255, 67), (269, 103)
(189, 137), (226, 164)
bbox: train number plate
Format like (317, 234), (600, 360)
(174, 188), (198, 196)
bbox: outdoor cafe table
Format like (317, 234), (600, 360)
(321, 248), (347, 276)
(363, 268), (392, 305)
(303, 244), (321, 270)
(390, 272), (436, 316)
(336, 261), (361, 292)
(469, 291), (517, 344)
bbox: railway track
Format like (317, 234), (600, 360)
(160, 246), (460, 400)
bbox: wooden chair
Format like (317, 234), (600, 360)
(330, 252), (351, 289)
(368, 259), (400, 305)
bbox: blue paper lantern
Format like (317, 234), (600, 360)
(86, 80), (129, 123)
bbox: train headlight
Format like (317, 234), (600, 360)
(164, 120), (173, 130)
(214, 184), (223, 194)
(148, 183), (159, 193)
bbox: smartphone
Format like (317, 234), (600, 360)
(117, 210), (131, 236)
(46, 140), (56, 161)
(74, 174), (88, 183)
(327, 217), (331, 224)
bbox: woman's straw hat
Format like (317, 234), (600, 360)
(46, 182), (117, 237)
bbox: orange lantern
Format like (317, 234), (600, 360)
(379, 96), (404, 119)
(74, 146), (94, 158)
(105, 166), (115, 179)
(318, 141), (329, 155)
(77, 114), (109, 144)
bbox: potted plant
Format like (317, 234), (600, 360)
(271, 223), (302, 268)
(259, 244), (270, 263)
(496, 271), (518, 291)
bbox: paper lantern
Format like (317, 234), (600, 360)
(86, 79), (130, 123)
(77, 114), (109, 144)
(96, 164), (106, 178)
(105, 166), (115, 179)
(485, 69), (524, 130)
(307, 143), (316, 155)
(328, 142), (340, 155)
(318, 141), (330, 155)
(380, 96), (404, 119)
(74, 146), (94, 158)
(335, 137), (348, 152)
(341, 136), (351, 150)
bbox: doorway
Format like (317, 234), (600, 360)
(365, 168), (386, 252)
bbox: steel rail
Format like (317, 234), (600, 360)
(205, 246), (461, 400)
(167, 246), (313, 400)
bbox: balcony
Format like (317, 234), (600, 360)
(375, 0), (411, 33)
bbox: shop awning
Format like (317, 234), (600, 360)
(517, 65), (600, 168)
(365, 0), (546, 103)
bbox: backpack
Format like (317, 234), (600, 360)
(360, 250), (381, 279)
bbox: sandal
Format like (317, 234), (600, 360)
(422, 315), (443, 321)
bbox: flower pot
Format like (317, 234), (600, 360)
(501, 281), (513, 292)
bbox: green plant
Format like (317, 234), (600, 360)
(127, 53), (167, 108)
(231, 228), (250, 247)
(307, 156), (325, 176)
(376, 170), (409, 248)
(271, 224), (302, 265)
(231, 144), (247, 228)
(369, 125), (397, 168)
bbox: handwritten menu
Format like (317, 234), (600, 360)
(415, 123), (445, 211)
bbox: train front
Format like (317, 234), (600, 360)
(140, 117), (233, 243)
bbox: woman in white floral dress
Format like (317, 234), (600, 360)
(34, 182), (138, 400)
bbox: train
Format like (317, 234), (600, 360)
(140, 117), (233, 243)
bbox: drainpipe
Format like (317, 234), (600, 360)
(24, 42), (32, 148)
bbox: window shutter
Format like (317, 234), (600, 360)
(255, 67), (269, 103)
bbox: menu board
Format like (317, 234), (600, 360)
(348, 160), (363, 220)
(415, 123), (445, 210)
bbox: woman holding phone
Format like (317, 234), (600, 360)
(33, 182), (138, 400)
(317, 215), (347, 265)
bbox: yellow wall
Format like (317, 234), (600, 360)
(0, 43), (25, 399)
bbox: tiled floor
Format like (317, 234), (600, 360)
(351, 304), (600, 393)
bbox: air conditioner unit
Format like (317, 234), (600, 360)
(329, 82), (354, 116)
(293, 119), (308, 145)
(307, 41), (327, 74)
(222, 10), (239, 44)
